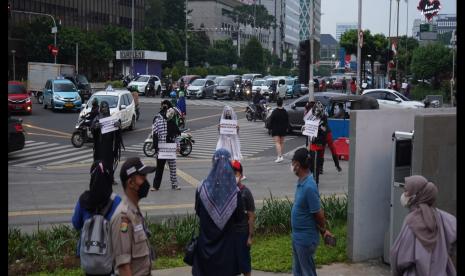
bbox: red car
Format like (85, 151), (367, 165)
(332, 78), (343, 90)
(8, 81), (32, 114)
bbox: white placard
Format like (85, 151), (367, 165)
(99, 116), (119, 134)
(219, 119), (237, 135)
(158, 143), (177, 159)
(302, 119), (320, 138)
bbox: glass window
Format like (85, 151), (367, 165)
(90, 95), (119, 108)
(385, 92), (398, 101)
(126, 94), (133, 104)
(253, 80), (264, 86)
(219, 79), (234, 86)
(134, 76), (149, 82)
(191, 79), (206, 86)
(8, 84), (27, 94)
(295, 99), (307, 107)
(53, 82), (77, 92)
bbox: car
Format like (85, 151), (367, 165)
(42, 78), (82, 112)
(186, 79), (216, 99)
(213, 78), (236, 100)
(252, 79), (265, 95)
(285, 78), (300, 99)
(267, 92), (344, 132)
(242, 73), (263, 85)
(331, 77), (343, 90)
(127, 75), (161, 95)
(176, 75), (202, 90)
(205, 75), (222, 81)
(213, 76), (225, 85)
(80, 88), (137, 130)
(299, 84), (309, 95)
(8, 115), (25, 153)
(362, 89), (425, 109)
(8, 81), (32, 114)
(64, 74), (92, 100)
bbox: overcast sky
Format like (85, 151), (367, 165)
(320, 0), (456, 38)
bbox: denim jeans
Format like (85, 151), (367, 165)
(292, 240), (317, 276)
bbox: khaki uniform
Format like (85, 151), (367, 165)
(131, 91), (140, 107)
(110, 195), (153, 276)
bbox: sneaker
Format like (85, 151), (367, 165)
(279, 156), (284, 162)
(274, 157), (281, 163)
(150, 187), (158, 192)
(172, 185), (181, 190)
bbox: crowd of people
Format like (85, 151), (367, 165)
(70, 92), (455, 276)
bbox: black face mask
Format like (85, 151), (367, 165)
(138, 180), (150, 199)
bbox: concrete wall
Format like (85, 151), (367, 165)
(412, 111), (456, 216)
(347, 108), (456, 262)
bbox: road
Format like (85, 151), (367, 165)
(8, 95), (349, 233)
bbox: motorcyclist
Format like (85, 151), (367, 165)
(128, 85), (140, 120)
(252, 91), (264, 119)
(170, 90), (178, 107)
(82, 98), (100, 127)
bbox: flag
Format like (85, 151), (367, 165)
(391, 42), (397, 56)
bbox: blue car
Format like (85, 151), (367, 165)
(285, 77), (300, 99)
(43, 78), (82, 111)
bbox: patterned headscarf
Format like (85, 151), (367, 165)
(199, 148), (239, 230)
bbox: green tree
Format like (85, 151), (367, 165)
(410, 43), (452, 88)
(228, 5), (275, 29)
(187, 31), (210, 67)
(241, 37), (264, 72)
(395, 36), (419, 77)
(206, 39), (238, 66)
(145, 0), (165, 28)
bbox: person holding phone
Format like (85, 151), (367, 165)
(290, 148), (335, 276)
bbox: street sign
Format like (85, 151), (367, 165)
(51, 27), (57, 34)
(417, 0), (441, 22)
(359, 30), (364, 48)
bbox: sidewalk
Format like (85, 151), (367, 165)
(152, 259), (391, 275)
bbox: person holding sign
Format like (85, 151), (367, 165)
(216, 106), (242, 161)
(91, 101), (124, 184)
(151, 102), (181, 191)
(268, 98), (289, 163)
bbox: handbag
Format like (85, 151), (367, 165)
(183, 236), (197, 266)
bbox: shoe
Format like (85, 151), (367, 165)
(150, 187), (158, 191)
(279, 156), (284, 162)
(172, 185), (181, 190)
(274, 157), (281, 163)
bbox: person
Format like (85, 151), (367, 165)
(350, 78), (357, 94)
(231, 160), (256, 276)
(170, 90), (177, 107)
(192, 149), (244, 276)
(110, 157), (156, 276)
(291, 148), (334, 276)
(82, 98), (100, 127)
(72, 161), (122, 276)
(91, 101), (125, 183)
(128, 85), (140, 121)
(177, 90), (186, 116)
(268, 97), (289, 163)
(390, 175), (456, 276)
(341, 77), (347, 93)
(216, 106), (242, 161)
(333, 103), (345, 119)
(252, 91), (264, 120)
(151, 102), (181, 191)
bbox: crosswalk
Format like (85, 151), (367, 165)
(139, 97), (249, 108)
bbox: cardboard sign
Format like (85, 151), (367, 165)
(158, 143), (177, 159)
(220, 119), (237, 135)
(99, 116), (119, 134)
(303, 119), (320, 138)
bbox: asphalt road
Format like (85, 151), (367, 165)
(8, 95), (349, 233)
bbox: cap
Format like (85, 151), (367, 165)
(231, 160), (243, 174)
(292, 147), (311, 167)
(120, 157), (156, 184)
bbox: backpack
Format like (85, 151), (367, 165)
(80, 193), (115, 274)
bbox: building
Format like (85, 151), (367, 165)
(319, 34), (338, 61)
(412, 14), (456, 41)
(116, 50), (167, 77)
(188, 0), (271, 56)
(9, 0), (145, 31)
(283, 0), (300, 64)
(300, 0), (321, 42)
(336, 22), (357, 41)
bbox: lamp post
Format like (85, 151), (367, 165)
(386, 0), (392, 87)
(11, 50), (16, 80)
(131, 0), (134, 77)
(450, 30), (456, 106)
(308, 0), (315, 101)
(356, 0), (362, 95)
(185, 0), (189, 75)
(395, 0), (400, 86)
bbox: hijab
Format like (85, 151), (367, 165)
(198, 149), (239, 230)
(79, 161), (113, 212)
(404, 175), (439, 252)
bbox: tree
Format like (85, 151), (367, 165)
(241, 37), (264, 72)
(228, 5), (275, 29)
(410, 43), (452, 88)
(206, 39), (238, 66)
(187, 31), (211, 67)
(394, 36), (419, 77)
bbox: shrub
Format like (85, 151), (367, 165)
(105, 80), (125, 88)
(255, 192), (293, 234)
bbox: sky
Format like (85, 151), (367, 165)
(320, 0), (457, 38)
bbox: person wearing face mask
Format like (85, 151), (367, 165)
(110, 157), (156, 276)
(290, 148), (335, 276)
(231, 160), (256, 276)
(390, 175), (456, 276)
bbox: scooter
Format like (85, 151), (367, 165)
(71, 117), (94, 148)
(143, 129), (195, 157)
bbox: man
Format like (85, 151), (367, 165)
(128, 85), (140, 121)
(231, 160), (256, 276)
(341, 77), (347, 93)
(91, 101), (124, 183)
(151, 100), (180, 191)
(290, 148), (334, 276)
(252, 91), (263, 120)
(110, 157), (155, 276)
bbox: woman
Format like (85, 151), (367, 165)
(72, 161), (122, 276)
(216, 106), (242, 161)
(268, 98), (289, 163)
(390, 175), (456, 276)
(192, 149), (244, 276)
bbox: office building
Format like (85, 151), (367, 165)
(336, 22), (357, 41)
(412, 14), (455, 42)
(300, 0), (321, 42)
(319, 34), (338, 61)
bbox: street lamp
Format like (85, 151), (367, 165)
(356, 0), (362, 95)
(332, 54), (336, 68)
(11, 50), (16, 80)
(185, 0), (189, 75)
(308, 0), (315, 101)
(131, 0), (134, 77)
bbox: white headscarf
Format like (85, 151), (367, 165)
(221, 106), (237, 120)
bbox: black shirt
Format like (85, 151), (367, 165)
(234, 185), (255, 233)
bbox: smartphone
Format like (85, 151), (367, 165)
(324, 235), (337, 247)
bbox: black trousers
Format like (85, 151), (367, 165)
(309, 150), (324, 187)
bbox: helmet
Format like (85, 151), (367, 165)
(91, 97), (99, 107)
(128, 85), (138, 92)
(170, 91), (177, 98)
(166, 108), (176, 120)
(312, 101), (324, 118)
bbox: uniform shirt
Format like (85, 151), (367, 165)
(131, 91), (140, 106)
(291, 175), (320, 246)
(234, 185), (255, 233)
(110, 194), (153, 276)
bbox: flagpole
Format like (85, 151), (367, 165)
(386, 0), (392, 87)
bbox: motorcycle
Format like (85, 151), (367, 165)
(71, 116), (94, 148)
(245, 101), (269, 122)
(234, 83), (243, 101)
(244, 86), (252, 101)
(143, 129), (195, 157)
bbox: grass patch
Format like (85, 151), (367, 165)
(154, 255), (185, 270)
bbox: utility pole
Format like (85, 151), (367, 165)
(386, 0), (392, 86)
(395, 0), (400, 86)
(11, 50), (16, 80)
(131, 0), (134, 76)
(308, 0), (314, 101)
(356, 0), (362, 94)
(185, 0), (189, 75)
(450, 30), (456, 106)
(76, 43), (79, 74)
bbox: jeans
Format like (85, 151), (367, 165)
(292, 241), (317, 276)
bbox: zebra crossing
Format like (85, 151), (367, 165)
(139, 97), (249, 108)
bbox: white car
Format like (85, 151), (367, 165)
(252, 79), (265, 95)
(362, 89), (425, 109)
(127, 75), (161, 95)
(80, 89), (137, 130)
